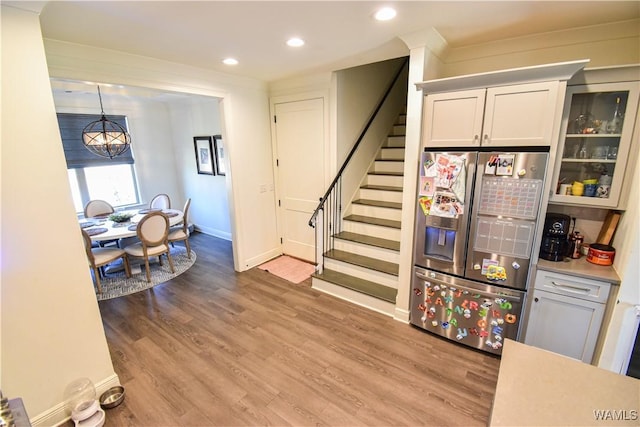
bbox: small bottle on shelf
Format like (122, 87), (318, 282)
(607, 97), (623, 134)
(578, 146), (588, 159)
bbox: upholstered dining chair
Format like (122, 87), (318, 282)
(84, 199), (115, 218)
(81, 229), (131, 294)
(149, 193), (171, 210)
(124, 211), (175, 282)
(168, 198), (192, 258)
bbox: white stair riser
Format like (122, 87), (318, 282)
(350, 204), (401, 221)
(343, 220), (401, 241)
(311, 278), (395, 317)
(372, 160), (404, 174)
(358, 188), (403, 203)
(385, 136), (405, 147)
(379, 148), (405, 160)
(324, 258), (398, 288)
(333, 239), (400, 263)
(366, 174), (404, 187)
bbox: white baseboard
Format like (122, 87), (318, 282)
(394, 307), (410, 323)
(32, 374), (120, 427)
(193, 225), (231, 241)
(244, 248), (282, 271)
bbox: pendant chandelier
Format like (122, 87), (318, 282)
(82, 86), (131, 158)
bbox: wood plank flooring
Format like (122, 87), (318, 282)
(92, 232), (501, 426)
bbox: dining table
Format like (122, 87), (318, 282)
(79, 208), (184, 242)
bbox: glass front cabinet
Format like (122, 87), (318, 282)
(550, 82), (639, 208)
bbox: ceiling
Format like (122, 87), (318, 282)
(31, 1), (639, 84)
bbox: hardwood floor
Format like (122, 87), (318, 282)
(94, 232), (501, 426)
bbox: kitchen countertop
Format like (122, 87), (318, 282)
(536, 257), (621, 284)
(490, 339), (639, 426)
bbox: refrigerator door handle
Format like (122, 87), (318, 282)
(416, 272), (432, 281)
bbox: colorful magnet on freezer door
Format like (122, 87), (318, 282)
(486, 265), (507, 281)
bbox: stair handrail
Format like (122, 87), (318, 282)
(309, 57), (409, 228)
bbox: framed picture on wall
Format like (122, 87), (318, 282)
(213, 134), (226, 176)
(194, 136), (214, 175)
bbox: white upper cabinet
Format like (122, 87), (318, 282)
(422, 89), (485, 147)
(483, 82), (560, 147)
(417, 60), (589, 150)
(549, 81), (640, 208)
(422, 81), (560, 148)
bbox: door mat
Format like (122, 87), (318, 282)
(258, 255), (315, 284)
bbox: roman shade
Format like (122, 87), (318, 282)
(57, 113), (134, 168)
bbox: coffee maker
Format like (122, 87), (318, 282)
(539, 213), (571, 261)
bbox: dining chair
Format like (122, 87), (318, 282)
(124, 211), (175, 282)
(168, 198), (192, 258)
(149, 193), (171, 210)
(84, 199), (115, 218)
(81, 229), (131, 294)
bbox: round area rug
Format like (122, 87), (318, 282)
(95, 246), (196, 301)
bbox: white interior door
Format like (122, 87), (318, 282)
(273, 98), (325, 261)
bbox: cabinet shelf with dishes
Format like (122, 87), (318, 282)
(550, 82), (639, 208)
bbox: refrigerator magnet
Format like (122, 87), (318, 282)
(419, 176), (434, 196)
(485, 155), (498, 175)
(496, 154), (515, 176)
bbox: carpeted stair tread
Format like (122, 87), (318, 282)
(334, 231), (400, 251)
(324, 249), (399, 276)
(312, 269), (397, 303)
(343, 214), (401, 229)
(352, 199), (402, 210)
(359, 184), (403, 192)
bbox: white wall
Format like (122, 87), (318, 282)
(1, 6), (118, 425)
(167, 97), (232, 240)
(441, 19), (640, 77)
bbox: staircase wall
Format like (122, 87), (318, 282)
(337, 59), (409, 210)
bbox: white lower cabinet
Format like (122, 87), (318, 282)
(524, 270), (611, 364)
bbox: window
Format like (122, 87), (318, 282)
(57, 113), (140, 213)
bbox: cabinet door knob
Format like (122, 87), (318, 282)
(484, 134), (489, 143)
(534, 297), (539, 302)
(473, 135), (479, 144)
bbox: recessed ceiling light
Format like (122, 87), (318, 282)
(223, 58), (238, 65)
(287, 37), (305, 47)
(374, 7), (396, 21)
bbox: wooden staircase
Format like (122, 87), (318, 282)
(311, 113), (406, 316)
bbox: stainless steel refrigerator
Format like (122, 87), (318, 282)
(410, 149), (548, 355)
